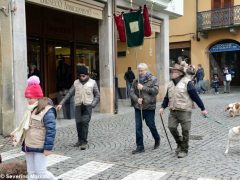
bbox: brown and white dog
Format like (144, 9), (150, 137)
(225, 126), (240, 154)
(225, 102), (240, 117)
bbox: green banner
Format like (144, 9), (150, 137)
(123, 10), (144, 47)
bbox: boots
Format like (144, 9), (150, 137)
(153, 140), (160, 150)
(132, 146), (145, 154)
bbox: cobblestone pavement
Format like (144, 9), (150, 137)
(1, 91), (240, 179)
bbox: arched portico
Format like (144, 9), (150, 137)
(208, 39), (240, 85)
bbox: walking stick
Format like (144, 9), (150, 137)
(160, 113), (172, 151)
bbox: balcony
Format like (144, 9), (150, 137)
(197, 5), (240, 32)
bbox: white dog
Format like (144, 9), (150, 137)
(225, 126), (240, 154)
(225, 102), (240, 117)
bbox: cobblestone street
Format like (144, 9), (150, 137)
(1, 91), (240, 180)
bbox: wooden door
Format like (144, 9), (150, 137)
(46, 45), (57, 100)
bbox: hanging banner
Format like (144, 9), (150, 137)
(209, 43), (240, 53)
(123, 10), (144, 47)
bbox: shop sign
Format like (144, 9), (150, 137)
(209, 43), (240, 53)
(27, 0), (103, 19)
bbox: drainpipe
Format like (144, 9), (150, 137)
(196, 0), (200, 41)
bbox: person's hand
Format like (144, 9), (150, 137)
(56, 105), (62, 111)
(202, 110), (208, 117)
(43, 150), (52, 156)
(159, 108), (164, 115)
(138, 98), (143, 105)
(10, 134), (16, 143)
(137, 83), (144, 90)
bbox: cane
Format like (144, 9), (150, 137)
(160, 113), (172, 151)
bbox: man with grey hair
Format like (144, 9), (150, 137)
(130, 63), (160, 154)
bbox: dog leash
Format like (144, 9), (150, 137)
(203, 115), (224, 125)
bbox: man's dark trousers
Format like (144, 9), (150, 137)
(168, 110), (191, 152)
(75, 105), (92, 145)
(135, 109), (160, 148)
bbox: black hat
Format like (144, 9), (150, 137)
(77, 65), (89, 75)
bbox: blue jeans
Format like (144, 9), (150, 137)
(126, 82), (133, 98)
(135, 109), (160, 148)
(197, 80), (206, 93)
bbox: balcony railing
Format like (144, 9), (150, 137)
(197, 5), (240, 32)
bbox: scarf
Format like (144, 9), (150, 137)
(11, 101), (38, 146)
(139, 72), (152, 84)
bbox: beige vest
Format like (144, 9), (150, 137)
(74, 79), (95, 106)
(25, 105), (53, 149)
(168, 77), (193, 112)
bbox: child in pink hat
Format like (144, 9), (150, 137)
(11, 76), (57, 180)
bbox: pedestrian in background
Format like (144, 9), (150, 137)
(222, 65), (231, 93)
(159, 64), (208, 158)
(124, 67), (135, 98)
(11, 76), (57, 180)
(212, 74), (220, 94)
(195, 64), (206, 94)
(56, 65), (100, 150)
(130, 63), (160, 154)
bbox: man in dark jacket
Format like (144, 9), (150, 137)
(195, 64), (206, 94)
(130, 63), (160, 154)
(159, 64), (208, 158)
(124, 67), (135, 98)
(56, 65), (100, 150)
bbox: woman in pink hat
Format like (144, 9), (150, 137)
(11, 75), (57, 180)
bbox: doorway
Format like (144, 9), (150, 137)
(46, 42), (72, 103)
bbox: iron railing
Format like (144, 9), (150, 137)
(197, 5), (240, 31)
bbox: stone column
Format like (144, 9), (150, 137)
(12, 0), (28, 130)
(99, 0), (115, 113)
(156, 13), (170, 100)
(0, 0), (15, 135)
(0, 0), (27, 135)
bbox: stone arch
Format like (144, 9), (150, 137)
(208, 39), (240, 86)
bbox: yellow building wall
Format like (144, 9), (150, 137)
(170, 0), (240, 81)
(169, 0), (196, 43)
(235, 0), (240, 5)
(198, 0), (240, 11)
(117, 33), (156, 88)
(198, 0), (211, 12)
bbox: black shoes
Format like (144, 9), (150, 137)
(73, 142), (82, 147)
(80, 144), (88, 150)
(153, 141), (160, 150)
(175, 144), (181, 154)
(132, 147), (145, 154)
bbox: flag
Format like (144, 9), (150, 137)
(114, 13), (126, 42)
(143, 5), (152, 37)
(123, 10), (144, 47)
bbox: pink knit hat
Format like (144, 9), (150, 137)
(24, 76), (43, 99)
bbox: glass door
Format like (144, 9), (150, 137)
(46, 42), (72, 102)
(75, 45), (99, 83)
(27, 38), (42, 80)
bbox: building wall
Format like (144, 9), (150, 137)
(198, 0), (211, 12)
(235, 0), (240, 5)
(117, 34), (156, 88)
(169, 0), (240, 81)
(169, 0), (195, 43)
